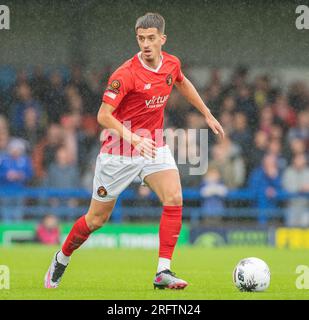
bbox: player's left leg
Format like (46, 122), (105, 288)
(143, 169), (188, 289)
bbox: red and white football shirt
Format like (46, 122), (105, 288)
(101, 51), (184, 156)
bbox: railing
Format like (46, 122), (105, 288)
(0, 187), (308, 225)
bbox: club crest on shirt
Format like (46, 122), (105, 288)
(111, 80), (120, 90)
(166, 74), (173, 86)
(97, 186), (107, 198)
(107, 80), (121, 94)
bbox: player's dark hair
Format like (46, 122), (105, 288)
(135, 12), (165, 34)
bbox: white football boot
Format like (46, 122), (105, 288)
(44, 251), (68, 288)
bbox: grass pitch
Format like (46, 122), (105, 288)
(0, 245), (308, 300)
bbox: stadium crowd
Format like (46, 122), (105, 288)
(0, 65), (308, 225)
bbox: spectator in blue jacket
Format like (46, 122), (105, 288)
(200, 167), (228, 216)
(248, 153), (282, 210)
(0, 138), (33, 222)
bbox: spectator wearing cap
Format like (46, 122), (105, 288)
(0, 139), (33, 222)
(0, 138), (33, 188)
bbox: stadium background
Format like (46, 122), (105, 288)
(0, 0), (309, 298)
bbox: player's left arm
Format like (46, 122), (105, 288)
(175, 76), (225, 139)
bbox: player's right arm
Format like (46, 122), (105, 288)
(97, 102), (156, 158)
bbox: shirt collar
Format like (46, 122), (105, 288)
(137, 52), (163, 73)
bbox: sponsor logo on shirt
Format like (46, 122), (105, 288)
(144, 83), (151, 90)
(145, 95), (169, 108)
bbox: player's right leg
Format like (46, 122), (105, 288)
(44, 152), (143, 288)
(44, 198), (116, 289)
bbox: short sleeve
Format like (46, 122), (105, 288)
(102, 67), (133, 108)
(176, 58), (184, 83)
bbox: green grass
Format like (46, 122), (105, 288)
(0, 245), (308, 300)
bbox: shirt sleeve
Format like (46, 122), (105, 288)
(176, 58), (184, 83)
(102, 67), (134, 108)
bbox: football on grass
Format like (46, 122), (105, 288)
(233, 257), (271, 292)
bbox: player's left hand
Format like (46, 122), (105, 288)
(205, 114), (225, 139)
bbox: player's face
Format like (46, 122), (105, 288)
(136, 28), (166, 62)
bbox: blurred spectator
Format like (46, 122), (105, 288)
(44, 146), (79, 189)
(64, 85), (83, 114)
(220, 95), (236, 114)
(209, 137), (246, 189)
(230, 112), (252, 153)
(200, 166), (228, 216)
(86, 69), (107, 113)
(248, 153), (282, 209)
(259, 106), (274, 135)
(60, 112), (89, 170)
(0, 139), (33, 222)
(35, 214), (60, 245)
(45, 71), (66, 123)
(43, 146), (80, 213)
(218, 111), (234, 136)
(0, 138), (33, 188)
(19, 107), (44, 149)
(32, 124), (64, 180)
(282, 154), (309, 227)
(186, 112), (206, 130)
(81, 115), (100, 159)
(288, 81), (309, 112)
(267, 138), (287, 170)
(29, 65), (50, 103)
(287, 110), (309, 143)
(269, 123), (284, 140)
(10, 82), (43, 135)
(289, 137), (306, 155)
(68, 65), (94, 114)
(224, 65), (249, 95)
(272, 94), (297, 128)
(235, 85), (258, 130)
(204, 83), (222, 117)
(0, 115), (10, 156)
(247, 130), (269, 172)
(253, 75), (271, 109)
(166, 89), (189, 128)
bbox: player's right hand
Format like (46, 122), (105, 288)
(132, 134), (157, 159)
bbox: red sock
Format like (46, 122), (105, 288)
(159, 205), (182, 259)
(62, 215), (91, 256)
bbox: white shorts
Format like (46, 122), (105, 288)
(92, 145), (178, 202)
